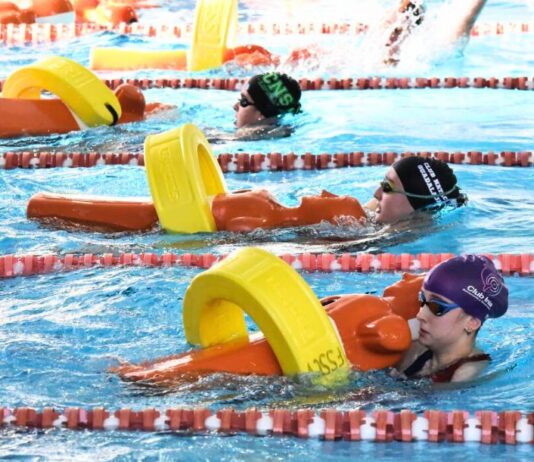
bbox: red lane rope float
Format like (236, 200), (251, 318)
(1, 150), (532, 171)
(0, 21), (531, 45)
(0, 407), (532, 443)
(0, 76), (533, 93)
(1, 252), (533, 279)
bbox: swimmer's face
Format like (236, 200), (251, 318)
(372, 167), (414, 223)
(416, 288), (478, 350)
(233, 89), (265, 128)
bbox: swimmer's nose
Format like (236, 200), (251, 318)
(374, 185), (383, 200)
(233, 101), (239, 112)
(416, 304), (430, 322)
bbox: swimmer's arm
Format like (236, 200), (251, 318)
(449, 359), (489, 382)
(435, 0), (487, 44)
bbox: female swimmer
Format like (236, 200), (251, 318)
(396, 255), (508, 382)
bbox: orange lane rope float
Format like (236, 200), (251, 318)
(1, 150), (531, 170)
(0, 407), (532, 443)
(1, 251), (533, 279)
(0, 21), (531, 45)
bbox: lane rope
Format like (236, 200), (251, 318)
(2, 76), (531, 91)
(101, 76), (534, 90)
(1, 252), (533, 279)
(1, 150), (532, 170)
(0, 21), (531, 45)
(1, 407), (532, 443)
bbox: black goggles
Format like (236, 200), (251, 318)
(237, 95), (255, 108)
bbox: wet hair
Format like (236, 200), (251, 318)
(246, 72), (302, 118)
(392, 157), (467, 210)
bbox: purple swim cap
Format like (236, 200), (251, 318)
(423, 255), (508, 322)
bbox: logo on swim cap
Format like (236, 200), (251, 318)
(481, 264), (504, 297)
(258, 73), (296, 109)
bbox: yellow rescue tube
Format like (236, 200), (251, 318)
(90, 48), (187, 71)
(183, 247), (350, 380)
(2, 56), (121, 127)
(188, 0), (237, 71)
(144, 123), (227, 234)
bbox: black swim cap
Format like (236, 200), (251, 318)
(392, 157), (465, 210)
(246, 72), (302, 118)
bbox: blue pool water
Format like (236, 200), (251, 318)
(1, 0), (533, 460)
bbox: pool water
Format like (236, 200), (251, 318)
(1, 0), (533, 460)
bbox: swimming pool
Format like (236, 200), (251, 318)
(1, 0), (533, 459)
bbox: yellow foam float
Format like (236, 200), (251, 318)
(90, 0), (237, 71)
(183, 247), (350, 380)
(144, 123), (227, 233)
(2, 55), (121, 127)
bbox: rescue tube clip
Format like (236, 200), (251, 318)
(144, 123), (227, 234)
(183, 247), (350, 379)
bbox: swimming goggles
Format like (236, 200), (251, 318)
(380, 178), (457, 200)
(238, 95), (255, 108)
(418, 291), (461, 317)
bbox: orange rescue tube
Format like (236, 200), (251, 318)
(115, 277), (421, 385)
(27, 193), (158, 231)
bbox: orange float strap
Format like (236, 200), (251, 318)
(0, 406), (531, 443)
(1, 150), (532, 170)
(1, 251), (532, 279)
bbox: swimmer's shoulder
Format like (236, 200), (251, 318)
(450, 347), (490, 383)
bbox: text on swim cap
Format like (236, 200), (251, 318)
(258, 73), (296, 108)
(462, 285), (493, 313)
(417, 162), (447, 203)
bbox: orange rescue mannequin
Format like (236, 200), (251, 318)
(114, 273), (424, 384)
(0, 83), (170, 138)
(27, 189), (367, 232)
